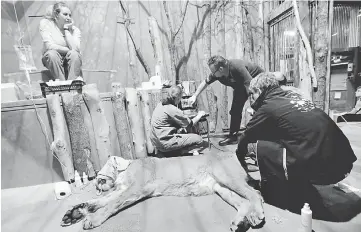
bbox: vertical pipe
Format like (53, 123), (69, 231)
(325, 0), (334, 115)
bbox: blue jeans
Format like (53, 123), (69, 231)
(42, 50), (82, 80)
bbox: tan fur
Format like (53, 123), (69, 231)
(61, 152), (265, 231)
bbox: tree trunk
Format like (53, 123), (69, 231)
(47, 94), (75, 181)
(293, 0), (318, 91)
(298, 43), (313, 100)
(172, 1), (188, 82)
(82, 84), (113, 167)
(235, 0), (245, 59)
(126, 25), (140, 88)
(243, 0), (254, 62)
(125, 88), (147, 158)
(148, 16), (165, 81)
(324, 0), (334, 114)
(312, 0), (330, 110)
(218, 1), (229, 131)
(203, 1), (218, 133)
(111, 85), (135, 160)
(119, 1), (151, 79)
(62, 92), (95, 177)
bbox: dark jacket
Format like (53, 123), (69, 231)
(237, 86), (357, 184)
(206, 59), (264, 90)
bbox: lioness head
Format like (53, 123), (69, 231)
(94, 156), (132, 195)
(95, 175), (115, 195)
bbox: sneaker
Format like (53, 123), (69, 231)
(219, 134), (238, 146)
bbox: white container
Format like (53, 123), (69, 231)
(82, 172), (89, 185)
(301, 203), (312, 232)
(54, 181), (72, 200)
(74, 170), (83, 187)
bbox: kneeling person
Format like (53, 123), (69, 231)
(236, 73), (357, 210)
(151, 86), (207, 157)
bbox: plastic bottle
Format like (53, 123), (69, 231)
(74, 170), (83, 187)
(82, 172), (89, 185)
(301, 203), (312, 232)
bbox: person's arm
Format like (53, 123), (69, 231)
(189, 74), (217, 105)
(235, 64), (254, 94)
(39, 19), (70, 55)
(166, 105), (193, 128)
(236, 107), (274, 156)
(193, 80), (208, 99)
(191, 111), (207, 125)
(64, 23), (81, 52)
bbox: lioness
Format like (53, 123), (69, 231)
(61, 152), (265, 231)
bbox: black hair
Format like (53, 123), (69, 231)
(207, 55), (227, 70)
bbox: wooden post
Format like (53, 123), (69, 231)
(203, 1), (217, 133)
(125, 88), (147, 158)
(82, 84), (113, 167)
(148, 16), (165, 80)
(111, 85), (135, 160)
(46, 94), (74, 181)
(80, 98), (101, 172)
(313, 0), (330, 110)
(62, 93), (95, 177)
(138, 90), (155, 155)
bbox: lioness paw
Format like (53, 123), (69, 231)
(61, 203), (87, 227)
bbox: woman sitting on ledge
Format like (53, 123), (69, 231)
(150, 85), (207, 157)
(39, 2), (82, 80)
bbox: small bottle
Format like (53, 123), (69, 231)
(82, 172), (89, 184)
(301, 203), (312, 232)
(74, 171), (83, 187)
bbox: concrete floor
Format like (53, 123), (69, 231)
(2, 122), (361, 232)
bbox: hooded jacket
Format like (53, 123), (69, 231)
(237, 86), (357, 184)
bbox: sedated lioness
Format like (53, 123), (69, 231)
(61, 152), (265, 231)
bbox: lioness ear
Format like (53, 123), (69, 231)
(112, 156), (132, 172)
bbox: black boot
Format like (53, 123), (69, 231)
(219, 133), (238, 146)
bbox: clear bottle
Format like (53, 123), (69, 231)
(82, 172), (89, 185)
(301, 203), (312, 232)
(74, 170), (83, 187)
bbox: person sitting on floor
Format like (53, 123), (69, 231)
(236, 72), (357, 210)
(150, 85), (207, 157)
(39, 2), (82, 80)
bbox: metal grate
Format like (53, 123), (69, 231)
(331, 4), (361, 49)
(269, 9), (296, 83)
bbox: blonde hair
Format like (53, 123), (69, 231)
(44, 5), (54, 19)
(52, 2), (69, 19)
(249, 72), (279, 93)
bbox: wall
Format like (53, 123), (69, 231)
(1, 0), (268, 132)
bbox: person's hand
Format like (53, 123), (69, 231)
(64, 19), (74, 31)
(197, 110), (207, 118)
(188, 95), (197, 106)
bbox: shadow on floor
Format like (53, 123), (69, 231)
(262, 181), (361, 222)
